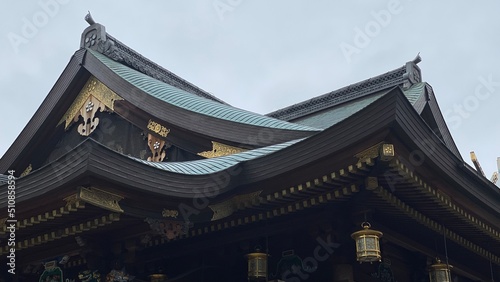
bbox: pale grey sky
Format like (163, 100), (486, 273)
(1, 1), (499, 178)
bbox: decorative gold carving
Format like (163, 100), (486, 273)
(77, 95), (105, 136)
(63, 194), (79, 207)
(354, 142), (384, 161)
(147, 133), (169, 162)
(20, 164), (32, 177)
(380, 144), (395, 161)
(58, 76), (123, 130)
(162, 209), (179, 218)
(209, 191), (263, 221)
(354, 142), (395, 161)
(78, 187), (124, 213)
(144, 218), (189, 240)
(198, 141), (246, 158)
(147, 119), (170, 137)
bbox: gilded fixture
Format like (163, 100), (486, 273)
(162, 209), (179, 219)
(354, 142), (384, 160)
(147, 133), (168, 162)
(208, 191), (262, 221)
(63, 194), (79, 207)
(149, 274), (167, 282)
(198, 141), (246, 158)
(380, 144), (395, 161)
(20, 164), (32, 177)
(147, 119), (170, 137)
(77, 187), (124, 213)
(77, 95), (105, 136)
(246, 249), (268, 281)
(354, 142), (394, 162)
(351, 222), (383, 263)
(428, 258), (452, 282)
(144, 218), (188, 240)
(58, 76), (123, 134)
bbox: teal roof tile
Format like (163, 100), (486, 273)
(292, 90), (389, 129)
(89, 50), (319, 132)
(403, 82), (426, 105)
(129, 138), (304, 175)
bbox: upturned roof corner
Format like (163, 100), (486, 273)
(79, 12), (227, 104)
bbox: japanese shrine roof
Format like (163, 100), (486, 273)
(266, 64), (408, 121)
(90, 50), (318, 132)
(292, 90), (388, 129)
(290, 83), (426, 129)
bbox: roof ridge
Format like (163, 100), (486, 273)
(267, 58), (422, 121)
(89, 49), (321, 132)
(80, 22), (227, 104)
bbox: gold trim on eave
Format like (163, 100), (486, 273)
(354, 142), (394, 162)
(209, 191), (263, 221)
(147, 119), (170, 137)
(198, 141), (246, 158)
(78, 187), (124, 213)
(58, 76), (123, 129)
(20, 164), (32, 177)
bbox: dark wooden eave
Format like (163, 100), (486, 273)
(1, 87), (499, 274)
(2, 87), (499, 214)
(0, 49), (89, 174)
(0, 88), (399, 208)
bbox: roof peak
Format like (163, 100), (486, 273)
(267, 57), (423, 121)
(80, 14), (227, 104)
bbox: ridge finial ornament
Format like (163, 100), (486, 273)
(413, 52), (421, 64)
(85, 11), (95, 25)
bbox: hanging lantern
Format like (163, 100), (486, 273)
(149, 273), (167, 282)
(429, 258), (452, 282)
(245, 249), (268, 281)
(350, 222), (383, 263)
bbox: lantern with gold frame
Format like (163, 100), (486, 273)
(350, 222), (383, 263)
(245, 249), (268, 281)
(428, 258), (452, 282)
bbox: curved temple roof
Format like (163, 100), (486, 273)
(130, 138), (305, 175)
(90, 49), (319, 132)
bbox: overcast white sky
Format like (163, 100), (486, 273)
(1, 1), (499, 179)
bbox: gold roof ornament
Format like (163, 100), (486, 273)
(198, 141), (246, 158)
(58, 76), (123, 136)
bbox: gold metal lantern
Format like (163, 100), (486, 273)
(429, 258), (452, 282)
(350, 222), (383, 263)
(246, 250), (268, 281)
(149, 273), (167, 282)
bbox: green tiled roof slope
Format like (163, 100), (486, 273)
(90, 50), (319, 132)
(293, 90), (389, 129)
(403, 82), (426, 105)
(129, 138), (304, 175)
